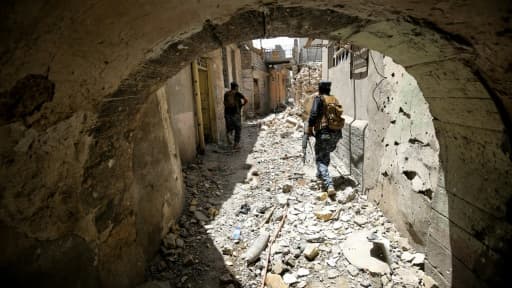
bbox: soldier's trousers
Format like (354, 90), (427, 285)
(314, 129), (342, 188)
(225, 113), (241, 144)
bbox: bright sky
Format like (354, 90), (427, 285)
(253, 37), (295, 56)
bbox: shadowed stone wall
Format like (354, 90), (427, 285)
(1, 1), (510, 287)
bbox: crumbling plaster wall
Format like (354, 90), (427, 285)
(164, 66), (197, 163)
(364, 56), (440, 251)
(328, 51), (385, 121)
(207, 49), (229, 143)
(1, 1), (511, 287)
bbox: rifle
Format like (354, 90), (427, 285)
(302, 133), (309, 164)
(302, 122), (314, 164)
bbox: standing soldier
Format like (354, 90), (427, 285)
(306, 81), (344, 197)
(224, 82), (249, 150)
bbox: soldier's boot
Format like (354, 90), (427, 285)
(327, 185), (336, 197)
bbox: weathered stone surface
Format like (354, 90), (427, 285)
(297, 268), (310, 277)
(337, 187), (356, 204)
(265, 273), (288, 288)
(411, 253), (425, 266)
(401, 251), (414, 262)
(395, 268), (419, 286)
(342, 230), (390, 274)
(283, 273), (298, 284)
(336, 277), (349, 288)
(423, 274), (438, 288)
(303, 243), (320, 261)
(353, 215), (368, 226)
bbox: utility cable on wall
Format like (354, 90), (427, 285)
(370, 51), (387, 111)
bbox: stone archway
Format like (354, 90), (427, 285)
(1, 1), (511, 287)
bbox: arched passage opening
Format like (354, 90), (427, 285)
(0, 2), (510, 288)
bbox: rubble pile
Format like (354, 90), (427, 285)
(144, 109), (437, 288)
(291, 64), (322, 120)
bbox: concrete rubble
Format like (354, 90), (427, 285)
(144, 104), (433, 287)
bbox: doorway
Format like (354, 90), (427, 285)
(197, 57), (216, 143)
(253, 78), (260, 112)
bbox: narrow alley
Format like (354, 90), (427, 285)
(145, 110), (431, 288)
(2, 2), (511, 288)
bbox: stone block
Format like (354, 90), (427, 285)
(303, 243), (320, 261)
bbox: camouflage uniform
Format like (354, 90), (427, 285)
(314, 128), (342, 188)
(308, 86), (343, 191)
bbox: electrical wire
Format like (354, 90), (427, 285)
(369, 51), (387, 110)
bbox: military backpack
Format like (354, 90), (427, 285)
(319, 95), (345, 130)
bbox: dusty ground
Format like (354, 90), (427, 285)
(144, 110), (432, 288)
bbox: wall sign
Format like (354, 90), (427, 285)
(350, 46), (369, 80)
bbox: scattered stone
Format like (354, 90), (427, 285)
(360, 279), (371, 287)
(183, 255), (194, 266)
(316, 192), (328, 201)
(396, 268), (420, 286)
(303, 243), (320, 261)
(336, 277), (349, 288)
(282, 183), (293, 193)
(348, 265), (359, 277)
(314, 210), (333, 221)
(272, 260), (286, 275)
(327, 269), (339, 279)
(175, 238), (184, 248)
(338, 187), (356, 204)
(308, 281), (324, 288)
(163, 233), (177, 249)
(327, 258), (338, 267)
(397, 237), (411, 251)
(353, 215), (368, 226)
(412, 253), (425, 266)
(153, 107), (431, 287)
(265, 273), (288, 288)
(222, 246), (233, 256)
(370, 274), (383, 288)
(333, 221), (343, 230)
(208, 207), (219, 218)
(194, 211), (209, 222)
(297, 268), (310, 277)
(342, 230), (390, 274)
(277, 194), (289, 206)
(286, 117), (299, 126)
(340, 214), (351, 222)
(305, 234), (326, 243)
(283, 273), (298, 284)
(381, 275), (390, 286)
(239, 203), (251, 215)
(285, 256), (297, 267)
(423, 274), (439, 288)
(401, 251), (414, 262)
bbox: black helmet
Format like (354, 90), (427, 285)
(230, 82), (239, 89)
(319, 80), (331, 94)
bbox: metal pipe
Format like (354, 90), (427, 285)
(349, 73), (356, 175)
(361, 122), (368, 194)
(192, 60), (206, 154)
